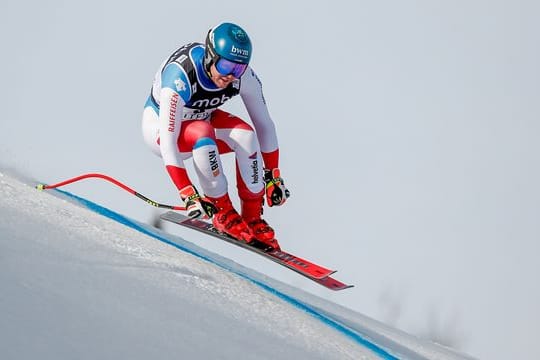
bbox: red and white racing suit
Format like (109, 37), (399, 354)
(141, 43), (279, 201)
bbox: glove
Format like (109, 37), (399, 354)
(264, 168), (290, 207)
(179, 185), (217, 219)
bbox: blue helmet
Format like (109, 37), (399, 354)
(204, 22), (252, 72)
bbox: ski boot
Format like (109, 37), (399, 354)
(207, 193), (253, 243)
(241, 198), (280, 250)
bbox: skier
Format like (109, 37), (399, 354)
(141, 22), (289, 249)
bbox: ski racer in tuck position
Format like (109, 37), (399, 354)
(142, 22), (290, 249)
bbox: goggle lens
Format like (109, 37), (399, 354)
(215, 58), (248, 78)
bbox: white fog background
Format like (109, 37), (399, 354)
(2, 1), (539, 359)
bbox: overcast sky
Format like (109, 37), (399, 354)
(2, 1), (539, 359)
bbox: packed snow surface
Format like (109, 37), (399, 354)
(0, 172), (474, 360)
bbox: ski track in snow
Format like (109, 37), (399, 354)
(0, 172), (476, 360)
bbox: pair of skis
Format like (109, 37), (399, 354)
(160, 211), (353, 291)
(36, 174), (352, 290)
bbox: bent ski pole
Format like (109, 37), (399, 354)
(36, 173), (186, 211)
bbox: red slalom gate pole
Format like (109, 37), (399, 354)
(36, 173), (186, 211)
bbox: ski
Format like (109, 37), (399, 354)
(160, 211), (334, 279)
(160, 211), (353, 290)
(314, 276), (354, 291)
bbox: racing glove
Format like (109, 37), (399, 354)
(264, 168), (290, 207)
(179, 185), (217, 219)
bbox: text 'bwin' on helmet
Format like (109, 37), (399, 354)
(204, 22), (252, 72)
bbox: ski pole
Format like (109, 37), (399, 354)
(36, 173), (186, 211)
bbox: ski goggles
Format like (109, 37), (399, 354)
(214, 57), (248, 78)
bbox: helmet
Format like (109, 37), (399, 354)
(204, 22), (252, 72)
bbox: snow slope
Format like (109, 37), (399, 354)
(0, 172), (475, 360)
